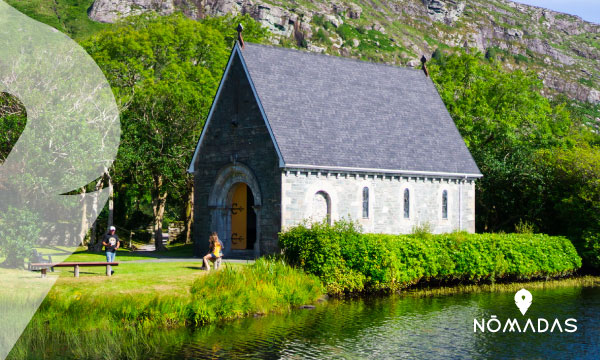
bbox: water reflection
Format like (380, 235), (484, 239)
(152, 286), (600, 359)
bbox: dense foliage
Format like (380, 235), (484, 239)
(81, 14), (226, 248)
(428, 51), (571, 232)
(0, 93), (26, 164)
(0, 13), (269, 250)
(279, 221), (582, 295)
(0, 208), (41, 267)
(539, 144), (600, 266)
(429, 51), (600, 268)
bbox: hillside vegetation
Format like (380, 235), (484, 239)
(5, 0), (109, 39)
(8, 0), (599, 103)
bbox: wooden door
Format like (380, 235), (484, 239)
(231, 184), (247, 249)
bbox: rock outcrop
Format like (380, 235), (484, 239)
(89, 0), (178, 23)
(423, 0), (465, 24)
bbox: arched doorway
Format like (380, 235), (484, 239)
(208, 163), (262, 257)
(230, 183), (257, 250)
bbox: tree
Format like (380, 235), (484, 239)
(82, 14), (268, 250)
(427, 51), (574, 232)
(537, 143), (600, 268)
(540, 144), (600, 236)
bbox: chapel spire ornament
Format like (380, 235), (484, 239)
(237, 23), (245, 48)
(420, 55), (429, 77)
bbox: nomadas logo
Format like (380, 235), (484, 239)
(473, 288), (578, 333)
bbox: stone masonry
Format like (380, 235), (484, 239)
(281, 170), (475, 234)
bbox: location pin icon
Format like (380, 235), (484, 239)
(514, 288), (533, 315)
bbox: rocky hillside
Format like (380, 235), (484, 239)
(43, 0), (600, 103)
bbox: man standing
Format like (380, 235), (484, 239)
(102, 226), (120, 263)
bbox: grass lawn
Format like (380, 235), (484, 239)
(46, 261), (224, 297)
(19, 258), (321, 341)
(37, 257), (321, 320)
(36, 243), (234, 297)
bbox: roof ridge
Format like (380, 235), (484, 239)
(243, 41), (424, 74)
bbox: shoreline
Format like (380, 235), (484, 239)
(314, 273), (600, 302)
(399, 274), (600, 298)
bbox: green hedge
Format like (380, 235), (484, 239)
(279, 221), (582, 295)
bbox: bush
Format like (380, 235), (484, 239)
(312, 14), (325, 27)
(335, 24), (358, 41)
(314, 28), (331, 44)
(279, 220), (582, 295)
(515, 219), (535, 234)
(581, 231), (600, 269)
(0, 207), (41, 268)
(411, 222), (433, 237)
(432, 48), (444, 61)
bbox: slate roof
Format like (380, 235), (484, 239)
(199, 42), (481, 176)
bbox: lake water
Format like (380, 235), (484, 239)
(150, 284), (600, 359)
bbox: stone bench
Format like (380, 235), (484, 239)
(30, 262), (119, 277)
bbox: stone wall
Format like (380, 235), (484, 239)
(192, 52), (281, 257)
(281, 170), (476, 234)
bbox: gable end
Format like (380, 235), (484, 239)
(187, 43), (284, 173)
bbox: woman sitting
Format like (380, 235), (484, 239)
(203, 232), (224, 271)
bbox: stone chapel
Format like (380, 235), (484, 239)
(188, 41), (482, 258)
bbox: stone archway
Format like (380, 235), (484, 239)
(208, 163), (262, 257)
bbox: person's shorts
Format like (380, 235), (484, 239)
(209, 253), (218, 259)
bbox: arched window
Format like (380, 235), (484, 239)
(362, 187), (369, 218)
(403, 189), (410, 219)
(313, 191), (331, 224)
(442, 190), (448, 219)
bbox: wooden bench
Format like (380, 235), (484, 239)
(30, 262), (119, 278)
(27, 250), (53, 271)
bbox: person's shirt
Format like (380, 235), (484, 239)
(103, 233), (119, 253)
(213, 239), (223, 257)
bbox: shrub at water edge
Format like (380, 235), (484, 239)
(279, 220), (582, 295)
